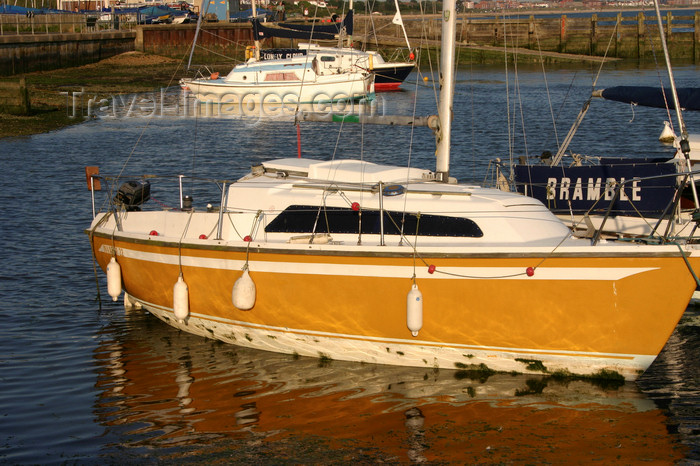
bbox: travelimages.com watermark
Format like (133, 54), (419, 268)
(62, 87), (381, 121)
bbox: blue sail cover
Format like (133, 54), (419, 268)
(230, 8), (273, 22)
(278, 10), (352, 36)
(0, 5), (46, 14)
(0, 5), (77, 14)
(513, 158), (678, 216)
(253, 17), (335, 40)
(252, 10), (352, 41)
(600, 86), (700, 111)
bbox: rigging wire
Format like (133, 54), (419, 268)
(503, 14), (513, 172)
(418, 0), (439, 111)
(115, 46), (192, 185)
(292, 2), (321, 117)
(641, 4), (676, 134)
(511, 15), (530, 167)
(533, 23), (560, 155)
(549, 16), (618, 168)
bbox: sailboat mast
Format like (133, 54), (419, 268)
(347, 0), (353, 47)
(653, 0), (686, 139)
(652, 0), (698, 208)
(252, 0), (260, 60)
(187, 0), (211, 70)
(435, 0), (457, 182)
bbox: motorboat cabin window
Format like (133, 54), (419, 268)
(265, 205), (484, 237)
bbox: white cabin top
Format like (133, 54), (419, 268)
(261, 158), (430, 184)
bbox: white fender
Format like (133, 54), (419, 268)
(123, 292), (142, 310)
(659, 120), (676, 143)
(106, 257), (122, 302)
(173, 275), (189, 323)
(232, 269), (256, 310)
(406, 284), (423, 337)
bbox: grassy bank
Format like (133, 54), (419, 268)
(0, 52), (188, 139)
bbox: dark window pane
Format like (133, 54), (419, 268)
(265, 205), (483, 237)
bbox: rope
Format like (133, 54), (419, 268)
(177, 210), (195, 273)
(114, 36), (199, 192)
(642, 5), (675, 132)
(88, 212), (112, 309)
(628, 101), (637, 123)
(411, 212), (421, 285)
(533, 24), (560, 155)
(383, 210), (569, 279)
(193, 42), (240, 63)
(243, 210), (263, 270)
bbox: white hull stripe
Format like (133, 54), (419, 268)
(101, 244), (658, 281)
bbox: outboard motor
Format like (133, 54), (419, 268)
(114, 180), (151, 211)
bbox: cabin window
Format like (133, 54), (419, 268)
(264, 72), (300, 81)
(320, 56), (336, 62)
(265, 205), (483, 237)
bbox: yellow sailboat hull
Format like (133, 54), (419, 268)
(90, 232), (697, 380)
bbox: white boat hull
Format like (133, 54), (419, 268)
(184, 75), (372, 105)
(182, 55), (374, 106)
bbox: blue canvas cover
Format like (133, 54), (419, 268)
(0, 5), (43, 14)
(600, 86), (700, 112)
(230, 8), (273, 22)
(513, 158), (679, 216)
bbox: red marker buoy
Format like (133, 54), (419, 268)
(199, 234), (207, 239)
(351, 202), (360, 211)
(149, 230), (158, 236)
(428, 264), (436, 274)
(526, 267), (535, 277)
(244, 235), (252, 242)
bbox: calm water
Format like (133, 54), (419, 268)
(1, 63), (699, 463)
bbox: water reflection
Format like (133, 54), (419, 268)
(85, 86), (416, 125)
(93, 307), (688, 463)
(638, 305), (700, 460)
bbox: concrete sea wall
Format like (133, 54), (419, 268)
(0, 10), (699, 76)
(0, 31), (135, 76)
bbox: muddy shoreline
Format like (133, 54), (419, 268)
(0, 52), (188, 139)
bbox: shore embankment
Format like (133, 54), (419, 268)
(0, 51), (186, 139)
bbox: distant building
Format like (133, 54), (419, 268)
(58, 0), (108, 11)
(475, 0), (498, 9)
